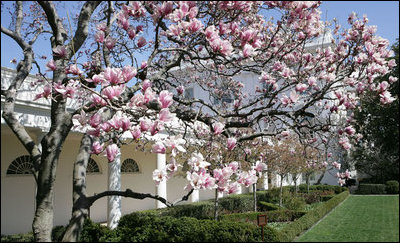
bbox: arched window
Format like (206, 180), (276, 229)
(7, 155), (33, 175)
(121, 158), (140, 173)
(87, 158), (101, 174)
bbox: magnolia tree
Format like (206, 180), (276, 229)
(1, 1), (397, 242)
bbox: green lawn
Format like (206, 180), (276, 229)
(296, 195), (399, 242)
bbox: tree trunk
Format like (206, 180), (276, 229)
(252, 183), (257, 212)
(214, 189), (219, 221)
(62, 134), (93, 242)
(279, 176), (284, 207)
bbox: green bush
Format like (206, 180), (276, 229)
(1, 232), (34, 242)
(301, 191), (321, 204)
(258, 201), (282, 211)
(116, 213), (279, 242)
(320, 195), (334, 202)
(278, 191), (350, 242)
(385, 180), (399, 194)
(356, 184), (386, 194)
(51, 225), (66, 242)
(282, 191), (306, 211)
(219, 194), (254, 213)
(220, 210), (306, 223)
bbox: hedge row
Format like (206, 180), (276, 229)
(355, 181), (399, 194)
(112, 213), (280, 242)
(220, 210), (306, 223)
(277, 190), (350, 242)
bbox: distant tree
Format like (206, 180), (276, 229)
(352, 40), (399, 183)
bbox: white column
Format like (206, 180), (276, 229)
(263, 172), (269, 190)
(107, 149), (121, 229)
(234, 185), (243, 195)
(191, 189), (199, 203)
(217, 191), (224, 199)
(156, 153), (167, 208)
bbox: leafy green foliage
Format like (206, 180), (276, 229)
(356, 184), (386, 194)
(353, 40), (399, 183)
(386, 180), (399, 194)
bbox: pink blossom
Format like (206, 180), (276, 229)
(332, 161), (341, 169)
(176, 85), (185, 95)
(102, 85), (123, 100)
(150, 120), (163, 135)
(130, 126), (141, 140)
(103, 67), (123, 85)
(152, 142), (166, 154)
(106, 144), (119, 162)
(91, 94), (107, 107)
(188, 152), (210, 171)
(212, 122), (225, 135)
(281, 130), (290, 137)
(137, 37), (147, 48)
(52, 46), (67, 58)
(141, 61), (148, 69)
(89, 113), (102, 128)
(34, 84), (52, 100)
(228, 161), (240, 172)
(99, 122), (112, 133)
(122, 66), (137, 82)
(379, 91), (395, 104)
(104, 37), (116, 50)
(96, 23), (107, 32)
(128, 28), (136, 39)
(91, 141), (103, 154)
(158, 108), (174, 122)
(227, 182), (240, 194)
(139, 119), (151, 132)
(227, 137), (237, 151)
(144, 88), (156, 104)
(46, 59), (57, 71)
(158, 90), (174, 108)
(164, 135), (186, 157)
(295, 83), (309, 93)
(142, 79), (152, 92)
(289, 90), (300, 103)
(95, 31), (105, 43)
(242, 44), (255, 58)
(254, 161), (267, 173)
(153, 169), (167, 185)
(187, 19), (203, 33)
(344, 126), (356, 136)
(65, 64), (82, 76)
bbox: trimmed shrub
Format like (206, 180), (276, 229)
(282, 191), (306, 211)
(219, 194), (254, 213)
(1, 232), (34, 242)
(320, 195), (334, 202)
(356, 184), (386, 194)
(116, 213), (279, 242)
(220, 210), (306, 223)
(258, 201), (282, 211)
(278, 190), (350, 242)
(301, 191), (321, 204)
(385, 180), (399, 194)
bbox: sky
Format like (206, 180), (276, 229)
(1, 1), (399, 73)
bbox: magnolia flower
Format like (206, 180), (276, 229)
(104, 37), (116, 50)
(106, 144), (119, 162)
(46, 59), (57, 71)
(332, 161), (341, 170)
(176, 85), (185, 95)
(188, 152), (210, 171)
(228, 161), (240, 172)
(137, 36), (147, 48)
(102, 85), (124, 100)
(153, 169), (167, 185)
(89, 113), (102, 128)
(379, 91), (395, 104)
(152, 142), (166, 154)
(139, 118), (151, 132)
(142, 79), (152, 92)
(254, 161), (267, 173)
(227, 182), (240, 194)
(34, 84), (52, 101)
(344, 126), (356, 136)
(103, 67), (123, 85)
(72, 109), (87, 127)
(295, 83), (309, 93)
(52, 45), (67, 58)
(212, 122), (225, 135)
(164, 135), (186, 157)
(159, 90), (173, 108)
(158, 108), (174, 122)
(95, 31), (105, 43)
(227, 137), (237, 151)
(91, 141), (103, 154)
(130, 126), (141, 140)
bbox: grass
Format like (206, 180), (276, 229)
(296, 195), (399, 242)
